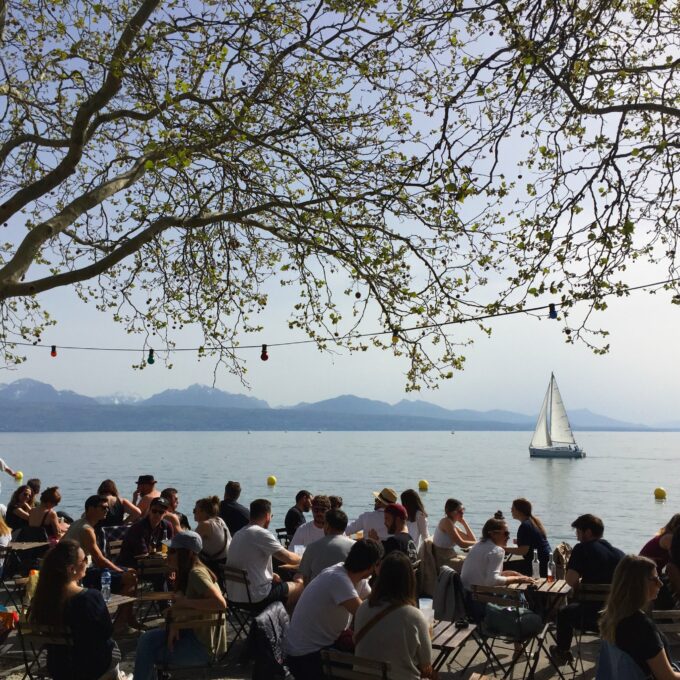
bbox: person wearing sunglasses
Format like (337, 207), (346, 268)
(116, 496), (175, 568)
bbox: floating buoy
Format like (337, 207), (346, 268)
(267, 475), (277, 486)
(15, 470), (23, 481)
(654, 487), (667, 501)
(418, 479), (429, 492)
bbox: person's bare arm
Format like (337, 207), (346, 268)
(505, 545), (530, 556)
(121, 498), (142, 522)
(13, 504), (30, 521)
(341, 596), (362, 615)
(274, 548), (302, 567)
(173, 582), (226, 611)
(565, 568), (580, 588)
(647, 648), (680, 680)
(80, 526), (123, 572)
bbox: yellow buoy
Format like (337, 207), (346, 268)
(267, 475), (277, 486)
(15, 470), (23, 481)
(654, 487), (667, 501)
(418, 479), (429, 492)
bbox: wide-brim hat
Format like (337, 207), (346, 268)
(372, 487), (398, 505)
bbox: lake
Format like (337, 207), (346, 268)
(0, 430), (676, 553)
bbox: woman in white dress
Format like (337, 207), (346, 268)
(432, 498), (476, 572)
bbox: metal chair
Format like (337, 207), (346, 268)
(17, 619), (74, 680)
(221, 565), (264, 647)
(571, 582), (611, 674)
(320, 649), (391, 679)
(135, 556), (173, 624)
(0, 546), (28, 608)
(275, 528), (291, 548)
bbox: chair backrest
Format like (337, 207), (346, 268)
(595, 640), (647, 680)
(573, 583), (611, 603)
(471, 584), (525, 607)
(221, 565), (253, 604)
(107, 539), (124, 559)
(651, 609), (680, 634)
(275, 528), (290, 547)
(165, 610), (226, 664)
(321, 649), (391, 680)
(18, 619), (74, 679)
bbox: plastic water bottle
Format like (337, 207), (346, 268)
(532, 552), (540, 579)
(101, 569), (112, 602)
(546, 554), (555, 583)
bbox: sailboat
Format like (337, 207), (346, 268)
(529, 373), (585, 459)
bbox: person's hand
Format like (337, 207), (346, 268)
(272, 572), (282, 584)
(368, 529), (379, 541)
(167, 625), (180, 651)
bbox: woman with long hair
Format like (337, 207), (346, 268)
(432, 498), (476, 572)
(401, 489), (430, 552)
(133, 531), (227, 680)
(28, 486), (65, 539)
(640, 514), (680, 573)
(505, 498), (552, 577)
(29, 540), (121, 680)
(5, 484), (32, 532)
(193, 496), (231, 577)
(97, 479), (141, 526)
(354, 552), (434, 679)
(600, 554), (680, 679)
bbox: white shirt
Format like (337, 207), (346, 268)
(284, 564), (370, 656)
(460, 539), (507, 590)
(289, 521), (325, 550)
(226, 524), (282, 602)
(407, 510), (430, 551)
(346, 509), (388, 540)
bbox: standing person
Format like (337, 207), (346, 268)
(133, 531), (227, 680)
(285, 490), (313, 538)
(346, 487), (398, 541)
(133, 475), (161, 517)
(116, 497), (175, 567)
(285, 539), (382, 680)
(28, 486), (66, 539)
(226, 498), (303, 607)
(97, 479), (141, 527)
(161, 487), (191, 532)
(401, 489), (430, 552)
(550, 514), (624, 666)
(219, 481), (250, 536)
(505, 498), (552, 577)
(599, 554), (680, 679)
(432, 498), (476, 571)
(370, 504), (418, 565)
(193, 496), (230, 576)
(354, 552), (434, 680)
(290, 495), (331, 549)
(5, 484), (32, 532)
(30, 540), (124, 680)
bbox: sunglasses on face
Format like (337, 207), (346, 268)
(150, 508), (165, 515)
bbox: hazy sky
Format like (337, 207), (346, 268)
(2, 259), (679, 426)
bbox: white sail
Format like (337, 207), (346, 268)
(549, 374), (576, 444)
(530, 382), (551, 448)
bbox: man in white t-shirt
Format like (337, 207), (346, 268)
(226, 498), (304, 607)
(289, 495), (331, 550)
(284, 539), (383, 680)
(345, 487), (397, 541)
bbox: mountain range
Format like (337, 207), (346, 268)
(0, 378), (663, 432)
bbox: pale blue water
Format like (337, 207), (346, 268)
(0, 430), (676, 553)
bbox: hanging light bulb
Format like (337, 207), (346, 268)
(50, 345), (57, 358)
(548, 303), (557, 319)
(147, 349), (155, 365)
(391, 329), (399, 344)
(260, 344), (269, 361)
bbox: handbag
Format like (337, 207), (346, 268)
(353, 603), (402, 646)
(483, 603), (542, 640)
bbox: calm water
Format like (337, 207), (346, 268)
(0, 430), (676, 553)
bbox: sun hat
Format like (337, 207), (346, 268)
(372, 487), (398, 505)
(165, 530), (203, 553)
(384, 503), (408, 521)
(136, 475), (157, 484)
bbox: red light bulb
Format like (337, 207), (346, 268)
(50, 345), (57, 358)
(260, 344), (269, 361)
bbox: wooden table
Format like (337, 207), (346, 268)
(106, 593), (136, 615)
(7, 542), (50, 550)
(431, 619), (478, 671)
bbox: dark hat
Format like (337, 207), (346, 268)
(372, 487), (398, 506)
(136, 475), (157, 485)
(150, 496), (170, 510)
(384, 503), (408, 521)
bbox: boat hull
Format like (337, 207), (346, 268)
(529, 446), (586, 459)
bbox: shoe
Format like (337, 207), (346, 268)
(549, 645), (574, 666)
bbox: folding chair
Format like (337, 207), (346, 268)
(221, 565), (264, 647)
(571, 583), (610, 675)
(154, 609), (227, 679)
(17, 619), (73, 680)
(275, 528), (291, 548)
(320, 649), (391, 679)
(0, 546), (28, 609)
(100, 524), (130, 560)
(135, 557), (173, 624)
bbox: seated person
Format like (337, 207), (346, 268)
(346, 487), (397, 541)
(285, 539), (382, 680)
(193, 495), (230, 575)
(5, 484), (32, 532)
(285, 490), (313, 538)
(219, 481), (250, 536)
(116, 497), (175, 567)
(161, 487), (191, 532)
(132, 475), (160, 517)
(354, 552), (434, 679)
(133, 531), (227, 680)
(504, 497), (552, 577)
(432, 498), (476, 572)
(97, 479), (141, 527)
(28, 486), (67, 539)
(298, 509), (354, 584)
(290, 495), (330, 550)
(369, 503), (418, 565)
(599, 554), (680, 679)
(640, 513), (680, 573)
(401, 489), (430, 552)
(30, 540), (121, 680)
(226, 498), (303, 607)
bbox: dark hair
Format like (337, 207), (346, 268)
(482, 517), (506, 540)
(30, 540), (81, 626)
(27, 478), (41, 494)
(9, 484), (31, 507)
(325, 509), (348, 532)
(368, 552), (416, 607)
(195, 495), (220, 518)
(512, 498), (547, 537)
(225, 481), (241, 500)
(329, 495), (343, 510)
(85, 494), (108, 511)
(40, 486), (61, 506)
(344, 538), (383, 572)
(250, 498), (272, 520)
(312, 495), (331, 510)
(161, 487), (178, 500)
(401, 489), (427, 522)
(571, 514), (604, 538)
(174, 548), (217, 594)
(295, 490), (312, 503)
(97, 479), (119, 497)
(444, 498), (463, 515)
(660, 514), (680, 536)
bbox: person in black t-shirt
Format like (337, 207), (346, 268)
(551, 513), (624, 665)
(600, 554), (680, 679)
(284, 489), (313, 537)
(369, 503), (418, 566)
(219, 481), (250, 536)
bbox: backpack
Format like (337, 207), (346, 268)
(553, 542), (572, 580)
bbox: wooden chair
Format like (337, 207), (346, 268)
(320, 649), (391, 679)
(651, 608), (680, 638)
(221, 565), (263, 647)
(135, 557), (173, 623)
(17, 619), (74, 680)
(570, 582), (611, 675)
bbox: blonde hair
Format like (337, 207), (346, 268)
(0, 512), (10, 536)
(599, 555), (656, 642)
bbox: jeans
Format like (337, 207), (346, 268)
(133, 628), (209, 680)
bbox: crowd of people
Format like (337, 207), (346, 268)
(2, 454), (680, 680)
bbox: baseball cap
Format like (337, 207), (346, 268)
(384, 503), (408, 521)
(165, 530), (203, 553)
